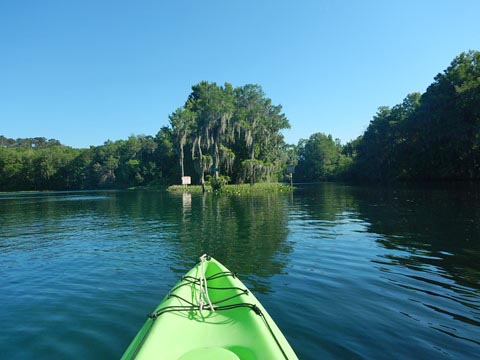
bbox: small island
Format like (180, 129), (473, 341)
(167, 183), (293, 194)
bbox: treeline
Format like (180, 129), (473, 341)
(0, 82), (291, 191)
(1, 50), (479, 191)
(294, 50), (480, 182)
(0, 134), (176, 191)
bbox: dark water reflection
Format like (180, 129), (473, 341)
(0, 184), (479, 359)
(288, 183), (479, 359)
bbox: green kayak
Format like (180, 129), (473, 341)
(121, 255), (298, 360)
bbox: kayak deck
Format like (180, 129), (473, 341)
(121, 256), (298, 360)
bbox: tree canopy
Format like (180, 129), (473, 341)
(347, 50), (480, 181)
(296, 50), (480, 183)
(169, 81), (290, 186)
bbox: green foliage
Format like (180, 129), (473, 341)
(0, 140), (82, 191)
(206, 174), (230, 191)
(0, 136), (61, 149)
(169, 82), (290, 185)
(348, 93), (421, 180)
(289, 51), (480, 183)
(351, 50), (480, 181)
(167, 182), (292, 194)
(0, 82), (290, 191)
(0, 134), (176, 191)
(2, 51), (479, 191)
(295, 133), (347, 181)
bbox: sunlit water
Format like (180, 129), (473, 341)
(0, 184), (479, 359)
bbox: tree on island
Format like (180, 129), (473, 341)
(168, 81), (290, 187)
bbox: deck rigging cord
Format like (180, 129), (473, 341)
(198, 254), (215, 312)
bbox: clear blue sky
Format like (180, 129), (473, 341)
(1, 0), (479, 148)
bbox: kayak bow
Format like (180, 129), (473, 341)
(121, 255), (298, 360)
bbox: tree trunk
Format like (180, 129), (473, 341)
(250, 144), (255, 185)
(213, 141), (219, 180)
(180, 145), (185, 178)
(198, 139), (205, 186)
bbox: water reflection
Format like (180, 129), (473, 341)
(182, 192), (191, 214)
(168, 193), (292, 292)
(292, 183), (480, 357)
(295, 183), (480, 290)
(1, 185), (480, 359)
(350, 184), (480, 289)
(0, 190), (293, 293)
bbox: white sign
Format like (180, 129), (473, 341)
(181, 176), (191, 185)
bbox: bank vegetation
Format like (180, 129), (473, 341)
(1, 51), (479, 191)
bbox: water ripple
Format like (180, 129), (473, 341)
(1, 186), (480, 359)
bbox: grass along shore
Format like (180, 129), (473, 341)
(167, 182), (293, 195)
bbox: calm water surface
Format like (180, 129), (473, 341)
(0, 184), (479, 359)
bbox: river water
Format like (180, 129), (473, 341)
(0, 184), (479, 359)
